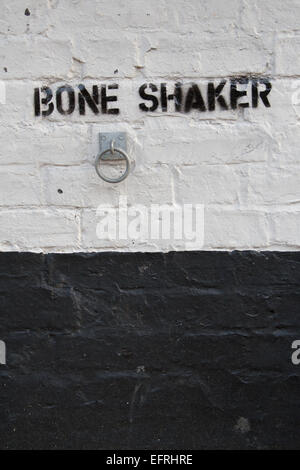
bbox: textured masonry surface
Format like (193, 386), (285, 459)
(0, 0), (299, 251)
(0, 251), (300, 449)
(1, 0), (300, 452)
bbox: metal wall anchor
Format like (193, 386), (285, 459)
(95, 132), (130, 183)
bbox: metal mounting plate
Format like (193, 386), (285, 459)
(99, 132), (127, 160)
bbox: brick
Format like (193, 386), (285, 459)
(81, 209), (131, 250)
(246, 165), (300, 205)
(42, 162), (173, 208)
(0, 123), (89, 165)
(270, 125), (300, 165)
(42, 164), (121, 208)
(270, 212), (300, 247)
(276, 36), (300, 76)
(81, 207), (188, 252)
(1, 252), (300, 449)
(0, 81), (36, 125)
(0, 0), (297, 252)
(0, 209), (80, 250)
(242, 0), (300, 34)
(0, 124), (90, 166)
(141, 32), (272, 78)
(0, 38), (72, 80)
(168, 0), (240, 34)
(142, 122), (272, 165)
(0, 0), (51, 36)
(126, 164), (173, 205)
(0, 165), (42, 206)
(204, 208), (270, 249)
(244, 79), (298, 127)
(174, 164), (244, 205)
(48, 0), (170, 37)
(72, 37), (138, 79)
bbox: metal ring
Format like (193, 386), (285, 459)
(95, 146), (130, 183)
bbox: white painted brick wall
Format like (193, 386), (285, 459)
(0, 0), (299, 252)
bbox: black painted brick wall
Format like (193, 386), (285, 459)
(0, 251), (299, 449)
